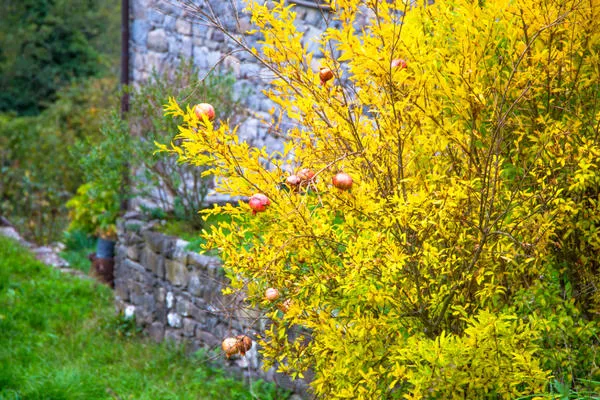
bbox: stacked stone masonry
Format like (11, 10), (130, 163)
(114, 214), (309, 396)
(130, 0), (333, 155)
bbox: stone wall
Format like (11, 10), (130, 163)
(129, 0), (332, 154)
(113, 213), (309, 396)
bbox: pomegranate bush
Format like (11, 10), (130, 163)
(162, 0), (600, 397)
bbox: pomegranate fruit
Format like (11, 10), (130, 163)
(391, 58), (407, 69)
(332, 172), (353, 190)
(194, 103), (215, 121)
(236, 335), (253, 355)
(222, 337), (239, 358)
(248, 193), (270, 214)
(297, 168), (315, 182)
(265, 288), (280, 301)
(286, 175), (301, 186)
(280, 298), (292, 313)
(319, 67), (334, 85)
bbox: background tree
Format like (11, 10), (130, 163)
(0, 0), (120, 115)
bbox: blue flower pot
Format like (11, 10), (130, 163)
(96, 237), (116, 258)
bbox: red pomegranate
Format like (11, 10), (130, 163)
(265, 287), (280, 301)
(248, 193), (270, 214)
(319, 67), (334, 85)
(332, 172), (353, 190)
(297, 168), (316, 182)
(222, 337), (239, 358)
(194, 103), (215, 121)
(391, 58), (407, 69)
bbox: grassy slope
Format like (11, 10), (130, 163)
(0, 236), (286, 400)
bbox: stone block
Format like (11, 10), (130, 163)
(202, 316), (221, 333)
(156, 287), (166, 305)
(163, 14), (177, 30)
(195, 330), (220, 348)
(235, 343), (258, 369)
(205, 39), (220, 51)
(166, 291), (175, 309)
(114, 280), (130, 302)
(143, 230), (164, 252)
(210, 30), (225, 42)
(141, 294), (156, 314)
(193, 46), (209, 69)
(132, 67), (150, 83)
(123, 258), (149, 279)
(175, 18), (192, 35)
(166, 259), (188, 287)
(167, 312), (182, 328)
(131, 20), (150, 46)
(124, 223), (144, 236)
(187, 271), (204, 297)
(127, 245), (140, 261)
(206, 50), (221, 68)
(129, 282), (145, 307)
(237, 17), (252, 34)
(172, 244), (189, 264)
(165, 329), (182, 345)
(131, 2), (146, 19)
(208, 262), (224, 277)
(223, 55), (241, 77)
(240, 62), (260, 78)
(148, 29), (169, 53)
(305, 7), (326, 25)
(192, 23), (209, 37)
(148, 10), (165, 26)
(179, 36), (193, 59)
(149, 321), (165, 343)
(187, 252), (218, 268)
(175, 296), (191, 316)
(186, 302), (206, 321)
(238, 117), (260, 143)
(137, 307), (154, 326)
(192, 36), (204, 47)
(115, 244), (127, 259)
(258, 67), (277, 85)
(232, 306), (261, 331)
(260, 98), (276, 113)
(140, 246), (165, 279)
(232, 80), (251, 102)
(182, 318), (197, 337)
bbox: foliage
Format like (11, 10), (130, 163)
(68, 111), (131, 239)
(66, 182), (121, 239)
(60, 229), (97, 273)
(164, 0), (600, 398)
(0, 0), (120, 115)
(129, 60), (246, 228)
(0, 77), (119, 244)
(157, 210), (238, 253)
(0, 235), (289, 399)
(511, 275), (600, 390)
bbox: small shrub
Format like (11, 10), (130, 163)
(68, 111), (132, 239)
(0, 77), (118, 244)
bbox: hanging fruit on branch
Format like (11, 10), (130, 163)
(248, 193), (270, 214)
(194, 103), (216, 121)
(332, 172), (353, 191)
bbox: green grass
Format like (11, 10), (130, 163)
(157, 212), (235, 254)
(0, 236), (289, 400)
(60, 230), (97, 273)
